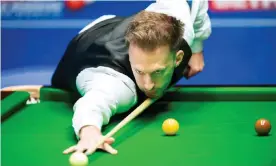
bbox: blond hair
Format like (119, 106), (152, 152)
(125, 11), (184, 52)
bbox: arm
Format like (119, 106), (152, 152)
(63, 67), (137, 155)
(190, 0), (212, 53)
(145, 0), (195, 46)
(146, 0), (211, 52)
(145, 0), (211, 79)
(184, 0), (212, 78)
(73, 67), (138, 138)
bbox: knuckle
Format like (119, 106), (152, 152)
(192, 67), (201, 72)
(192, 65), (204, 72)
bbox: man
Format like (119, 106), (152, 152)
(51, 0), (211, 155)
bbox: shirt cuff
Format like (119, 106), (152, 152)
(72, 110), (103, 139)
(191, 39), (203, 53)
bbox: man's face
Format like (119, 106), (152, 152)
(129, 43), (183, 99)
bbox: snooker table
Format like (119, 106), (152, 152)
(1, 85), (276, 166)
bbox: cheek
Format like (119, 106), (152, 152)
(132, 72), (143, 84)
(156, 70), (174, 85)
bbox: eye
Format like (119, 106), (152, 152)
(135, 70), (143, 75)
(155, 70), (162, 74)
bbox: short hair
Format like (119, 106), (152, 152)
(125, 11), (184, 52)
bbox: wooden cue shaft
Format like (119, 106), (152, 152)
(95, 97), (158, 148)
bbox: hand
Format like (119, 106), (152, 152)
(186, 52), (205, 78)
(63, 125), (118, 155)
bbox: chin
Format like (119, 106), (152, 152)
(146, 93), (162, 99)
(147, 95), (158, 99)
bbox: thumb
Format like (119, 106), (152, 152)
(183, 66), (190, 79)
(188, 68), (195, 77)
(84, 137), (115, 155)
(105, 137), (115, 144)
(103, 143), (118, 155)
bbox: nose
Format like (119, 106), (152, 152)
(144, 75), (154, 91)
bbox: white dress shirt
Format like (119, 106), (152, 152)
(73, 0), (212, 138)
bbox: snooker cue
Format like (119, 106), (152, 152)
(93, 65), (191, 152)
(95, 97), (158, 149)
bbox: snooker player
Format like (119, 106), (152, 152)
(51, 0), (211, 155)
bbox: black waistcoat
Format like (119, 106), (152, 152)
(51, 15), (192, 102)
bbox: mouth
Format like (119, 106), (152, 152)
(145, 91), (160, 98)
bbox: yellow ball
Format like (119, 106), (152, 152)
(69, 152), (88, 166)
(162, 118), (179, 135)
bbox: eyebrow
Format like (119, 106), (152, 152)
(136, 66), (166, 73)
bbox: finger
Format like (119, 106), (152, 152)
(85, 147), (97, 155)
(63, 145), (77, 154)
(188, 65), (204, 77)
(188, 68), (196, 77)
(183, 66), (190, 79)
(105, 137), (115, 144)
(85, 137), (115, 155)
(75, 146), (88, 153)
(103, 143), (118, 155)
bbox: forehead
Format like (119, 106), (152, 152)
(128, 44), (172, 67)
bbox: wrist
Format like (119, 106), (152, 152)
(191, 39), (203, 53)
(79, 125), (101, 138)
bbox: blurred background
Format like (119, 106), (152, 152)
(1, 0), (276, 88)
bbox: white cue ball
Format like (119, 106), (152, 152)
(69, 152), (88, 166)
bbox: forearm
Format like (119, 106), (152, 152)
(191, 0), (212, 53)
(72, 66), (138, 138)
(145, 0), (195, 47)
(79, 125), (100, 139)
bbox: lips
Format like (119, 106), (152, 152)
(145, 92), (159, 98)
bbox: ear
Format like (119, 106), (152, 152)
(174, 50), (184, 67)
